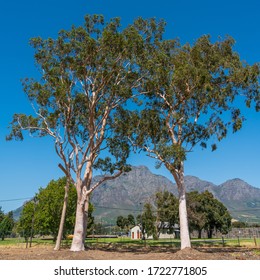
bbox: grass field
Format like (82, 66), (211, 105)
(84, 237), (260, 248)
(0, 236), (259, 249)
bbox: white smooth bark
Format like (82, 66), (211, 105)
(70, 201), (86, 251)
(178, 184), (191, 249)
(172, 165), (191, 250)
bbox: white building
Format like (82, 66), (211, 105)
(130, 223), (180, 240)
(130, 225), (142, 240)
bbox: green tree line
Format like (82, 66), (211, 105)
(17, 177), (94, 247)
(118, 190), (232, 239)
(0, 208), (15, 241)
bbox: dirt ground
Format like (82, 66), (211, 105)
(1, 245), (260, 260)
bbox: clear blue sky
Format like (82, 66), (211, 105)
(0, 0), (259, 212)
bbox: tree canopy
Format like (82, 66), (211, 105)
(137, 203), (157, 239)
(18, 177), (94, 241)
(155, 190), (179, 236)
(34, 177), (77, 239)
(187, 191), (232, 238)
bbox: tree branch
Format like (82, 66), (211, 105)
(86, 170), (123, 196)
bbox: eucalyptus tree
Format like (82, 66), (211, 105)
(117, 29), (260, 248)
(7, 15), (159, 251)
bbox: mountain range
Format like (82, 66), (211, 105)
(91, 165), (260, 223)
(13, 165), (260, 223)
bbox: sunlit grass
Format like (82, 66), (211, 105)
(85, 237), (260, 248)
(0, 237), (259, 248)
(0, 238), (54, 248)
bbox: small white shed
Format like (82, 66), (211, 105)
(130, 225), (142, 240)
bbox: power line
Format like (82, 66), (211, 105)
(0, 197), (32, 203)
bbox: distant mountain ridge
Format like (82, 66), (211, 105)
(13, 165), (260, 223)
(91, 166), (260, 223)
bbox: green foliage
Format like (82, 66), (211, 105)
(118, 33), (260, 172)
(153, 190), (232, 238)
(116, 214), (135, 233)
(18, 177), (87, 240)
(17, 201), (36, 241)
(6, 14), (169, 250)
(34, 178), (77, 239)
(0, 207), (4, 223)
(116, 215), (125, 229)
(127, 214), (135, 227)
(155, 190), (179, 235)
(186, 191), (207, 237)
(115, 27), (259, 248)
(86, 203), (95, 236)
(187, 191), (232, 238)
(6, 14), (259, 248)
(139, 203), (157, 239)
(6, 15), (163, 183)
(93, 222), (103, 235)
(0, 212), (15, 241)
(232, 221), (248, 228)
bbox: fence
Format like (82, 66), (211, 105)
(191, 227), (260, 239)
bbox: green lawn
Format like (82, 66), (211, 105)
(0, 238), (54, 247)
(0, 237), (259, 248)
(85, 237), (260, 248)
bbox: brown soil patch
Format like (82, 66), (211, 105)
(1, 246), (260, 260)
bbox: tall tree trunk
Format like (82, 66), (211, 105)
(70, 200), (87, 251)
(198, 229), (202, 239)
(70, 166), (93, 252)
(175, 167), (191, 249)
(178, 185), (191, 249)
(54, 181), (69, 251)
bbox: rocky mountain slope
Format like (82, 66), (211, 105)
(13, 165), (260, 223)
(91, 166), (260, 223)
